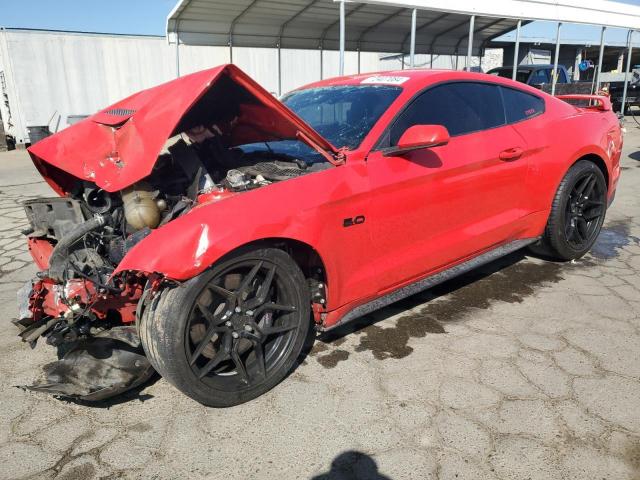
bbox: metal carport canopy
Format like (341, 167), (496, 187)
(166, 0), (640, 55)
(365, 0), (640, 29)
(166, 0), (524, 56)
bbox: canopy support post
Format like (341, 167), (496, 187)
(430, 52), (434, 69)
(357, 48), (361, 74)
(320, 46), (323, 80)
(512, 19), (521, 80)
(466, 15), (475, 71)
(277, 43), (282, 96)
(622, 30), (634, 116)
(596, 26), (606, 92)
(551, 22), (562, 96)
(339, 0), (345, 76)
(410, 9), (417, 68)
(573, 48), (582, 81)
(174, 29), (180, 78)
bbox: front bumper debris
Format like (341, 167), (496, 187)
(21, 326), (154, 402)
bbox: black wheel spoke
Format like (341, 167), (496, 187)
(253, 302), (297, 318)
(566, 221), (577, 241)
(190, 322), (226, 365)
(266, 303), (297, 312)
(262, 322), (298, 335)
(576, 217), (588, 241)
(583, 207), (603, 221)
(252, 340), (267, 379)
(575, 173), (593, 196)
(583, 175), (597, 198)
(231, 343), (249, 384)
(197, 346), (230, 379)
(237, 261), (263, 298)
(196, 302), (227, 326)
(584, 199), (604, 207)
(245, 265), (276, 310)
(207, 284), (234, 299)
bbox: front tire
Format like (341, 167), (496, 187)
(140, 248), (311, 407)
(535, 160), (607, 261)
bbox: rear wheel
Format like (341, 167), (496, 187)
(140, 248), (310, 407)
(535, 160), (607, 260)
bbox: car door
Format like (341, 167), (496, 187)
(366, 82), (530, 293)
(499, 85), (550, 215)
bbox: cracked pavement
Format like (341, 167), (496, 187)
(1, 127), (640, 479)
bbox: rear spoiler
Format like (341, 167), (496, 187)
(555, 94), (611, 111)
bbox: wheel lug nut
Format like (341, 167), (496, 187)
(225, 321), (232, 327)
(246, 310), (253, 316)
(235, 307), (242, 313)
(232, 332), (239, 339)
(244, 325), (252, 332)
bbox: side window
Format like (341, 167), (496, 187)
(389, 82), (505, 143)
(501, 86), (545, 124)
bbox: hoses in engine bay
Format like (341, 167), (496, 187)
(47, 214), (107, 282)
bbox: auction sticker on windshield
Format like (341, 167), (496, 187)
(361, 76), (409, 85)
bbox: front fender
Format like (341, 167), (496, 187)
(113, 197), (328, 281)
(113, 158), (374, 312)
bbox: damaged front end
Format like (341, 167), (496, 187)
(15, 195), (158, 400)
(15, 64), (339, 401)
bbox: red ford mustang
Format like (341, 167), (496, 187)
(18, 65), (622, 406)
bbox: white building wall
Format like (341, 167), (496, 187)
(0, 29), (502, 145)
(0, 30), (177, 144)
(379, 49), (504, 72)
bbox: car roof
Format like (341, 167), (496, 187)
(292, 69), (546, 96)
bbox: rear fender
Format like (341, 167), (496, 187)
(545, 105), (619, 204)
(543, 144), (609, 199)
(568, 141), (617, 195)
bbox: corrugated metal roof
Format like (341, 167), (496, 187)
(366, 0), (640, 30)
(166, 0), (523, 55)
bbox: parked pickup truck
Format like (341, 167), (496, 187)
(607, 70), (640, 113)
(487, 64), (571, 87)
(487, 64), (599, 104)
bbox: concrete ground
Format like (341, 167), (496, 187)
(0, 126), (639, 480)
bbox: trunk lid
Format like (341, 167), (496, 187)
(28, 64), (339, 193)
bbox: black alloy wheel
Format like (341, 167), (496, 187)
(140, 248), (311, 406)
(563, 170), (606, 250)
(186, 259), (300, 388)
(534, 160), (607, 261)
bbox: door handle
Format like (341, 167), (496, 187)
(499, 147), (523, 161)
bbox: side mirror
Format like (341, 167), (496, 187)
(383, 125), (450, 157)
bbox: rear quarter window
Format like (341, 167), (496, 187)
(501, 87), (545, 124)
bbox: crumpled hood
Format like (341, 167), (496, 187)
(28, 64), (338, 194)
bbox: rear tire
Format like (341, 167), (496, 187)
(139, 248), (311, 407)
(534, 160), (607, 261)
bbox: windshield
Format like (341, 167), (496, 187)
(489, 68), (530, 84)
(237, 85), (401, 164)
(283, 85), (401, 149)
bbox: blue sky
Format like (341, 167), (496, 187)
(0, 0), (176, 36)
(1, 0), (639, 44)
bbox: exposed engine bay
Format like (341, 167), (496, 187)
(16, 127), (326, 401)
